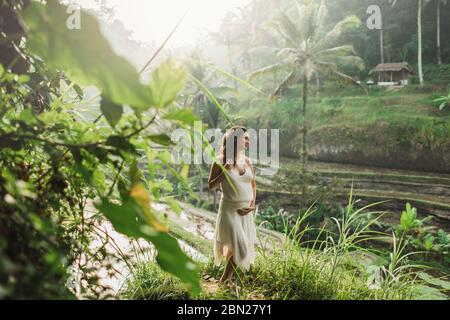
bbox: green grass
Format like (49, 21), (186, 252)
(202, 246), (386, 300)
(118, 243), (415, 300)
(119, 198), (429, 300)
(117, 190), (449, 301)
(119, 262), (191, 300)
(308, 94), (449, 133)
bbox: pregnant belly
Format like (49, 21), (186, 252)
(222, 180), (253, 203)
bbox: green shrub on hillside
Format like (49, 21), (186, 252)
(411, 64), (450, 85)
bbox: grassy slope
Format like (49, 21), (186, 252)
(242, 86), (450, 221)
(241, 86), (450, 162)
(309, 90), (448, 129)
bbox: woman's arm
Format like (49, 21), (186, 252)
(207, 157), (230, 191)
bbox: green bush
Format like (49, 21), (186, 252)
(411, 64), (450, 85)
(1, 1), (202, 298)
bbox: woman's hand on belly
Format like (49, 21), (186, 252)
(237, 206), (256, 216)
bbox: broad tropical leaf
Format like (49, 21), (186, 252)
(149, 59), (187, 108)
(163, 107), (199, 125)
(96, 160), (200, 294)
(23, 1), (152, 111)
(95, 198), (201, 294)
(100, 96), (123, 128)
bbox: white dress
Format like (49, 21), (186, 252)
(213, 162), (257, 271)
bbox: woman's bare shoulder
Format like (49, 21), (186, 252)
(214, 154), (225, 165)
(211, 155), (225, 170)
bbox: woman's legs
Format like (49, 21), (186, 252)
(219, 249), (234, 283)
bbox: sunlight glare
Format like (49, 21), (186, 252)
(79, 0), (252, 47)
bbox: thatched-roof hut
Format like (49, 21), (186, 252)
(370, 62), (413, 86)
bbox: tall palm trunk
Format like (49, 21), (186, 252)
(437, 0), (442, 64)
(301, 75), (308, 171)
(199, 166), (203, 199)
(418, 0), (424, 86)
(380, 12), (385, 63)
(301, 75), (309, 206)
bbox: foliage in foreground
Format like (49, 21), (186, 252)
(0, 0), (205, 298)
(120, 196), (427, 300)
(433, 89), (450, 111)
(120, 242), (416, 300)
(120, 261), (191, 300)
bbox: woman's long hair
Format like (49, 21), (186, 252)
(219, 126), (248, 166)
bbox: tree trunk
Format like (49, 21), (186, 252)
(301, 75), (308, 171)
(437, 0), (442, 65)
(315, 72), (320, 88)
(418, 0), (424, 86)
(300, 75), (309, 208)
(199, 166), (203, 199)
(380, 14), (385, 63)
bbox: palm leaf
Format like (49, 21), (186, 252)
(209, 86), (239, 98)
(247, 46), (280, 56)
(188, 74), (232, 124)
(272, 70), (296, 98)
(316, 45), (357, 56)
(333, 70), (368, 94)
(314, 15), (361, 51)
(277, 12), (302, 47)
(248, 62), (291, 82)
(320, 55), (365, 71)
(277, 47), (298, 59)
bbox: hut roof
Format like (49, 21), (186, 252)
(370, 62), (413, 74)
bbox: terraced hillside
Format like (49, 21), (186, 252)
(256, 157), (450, 230)
(242, 87), (450, 173)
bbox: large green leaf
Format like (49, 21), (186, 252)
(22, 1), (152, 110)
(106, 136), (137, 154)
(95, 198), (201, 294)
(100, 97), (123, 128)
(162, 108), (199, 125)
(147, 134), (175, 146)
(149, 60), (187, 108)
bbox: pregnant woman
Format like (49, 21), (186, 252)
(208, 126), (257, 284)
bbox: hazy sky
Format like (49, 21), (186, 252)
(78, 0), (252, 47)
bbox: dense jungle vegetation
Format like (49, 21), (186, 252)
(0, 0), (449, 300)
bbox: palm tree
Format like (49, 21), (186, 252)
(248, 0), (364, 169)
(436, 0), (448, 64)
(390, 0), (426, 86)
(184, 54), (237, 129)
(417, 0), (425, 86)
